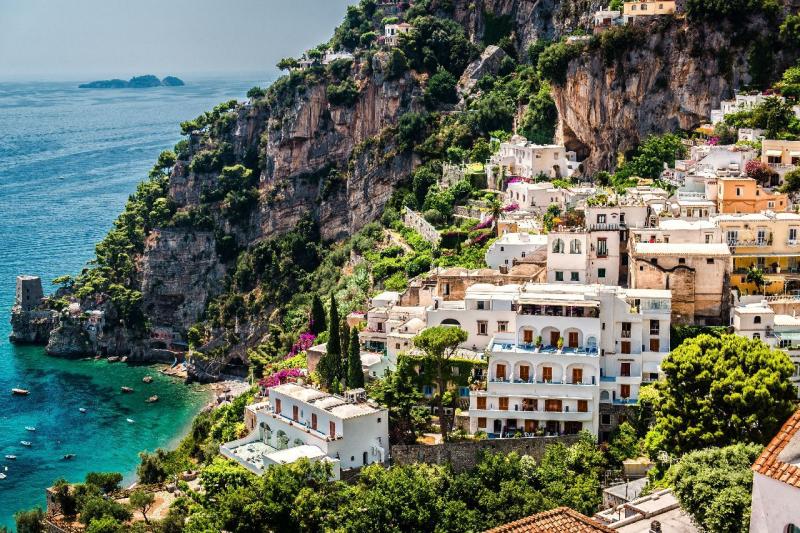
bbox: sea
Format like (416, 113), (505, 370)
(0, 76), (269, 529)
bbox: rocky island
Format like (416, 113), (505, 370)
(79, 75), (185, 88)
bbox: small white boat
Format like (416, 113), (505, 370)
(11, 388), (29, 396)
(126, 418), (135, 424)
(20, 441), (31, 447)
(79, 408), (87, 413)
(5, 455), (16, 460)
(0, 473), (6, 480)
(25, 426), (36, 432)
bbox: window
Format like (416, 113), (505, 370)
(736, 187), (742, 197)
(395, 343), (400, 349)
(292, 405), (298, 421)
(571, 272), (580, 281)
(572, 367), (583, 383)
(496, 364), (506, 380)
(477, 397), (487, 409)
(476, 300), (487, 310)
(791, 228), (798, 242)
(678, 258), (686, 264)
(650, 338), (660, 351)
(727, 230), (738, 245)
(443, 283), (450, 296)
(329, 421), (336, 437)
(621, 322), (631, 338)
(757, 229), (766, 245)
(621, 341), (631, 354)
(275, 398), (282, 414)
(601, 414), (611, 425)
(597, 214), (607, 224)
(753, 333), (761, 339)
(477, 320), (488, 336)
(499, 397), (509, 410)
(706, 258), (714, 264)
(552, 238), (565, 253)
(705, 234), (712, 243)
(478, 417), (487, 429)
(598, 268), (606, 278)
(311, 413), (317, 430)
(451, 366), (460, 376)
(754, 316), (762, 324)
(597, 238), (608, 257)
(620, 213), (626, 223)
(545, 399), (562, 412)
(620, 362), (631, 377)
(650, 320), (660, 335)
(570, 239), (582, 254)
(555, 271), (564, 282)
(578, 400), (588, 412)
(541, 366), (553, 382)
(620, 384), (631, 398)
(497, 320), (508, 332)
(520, 365), (530, 381)
(500, 246), (505, 251)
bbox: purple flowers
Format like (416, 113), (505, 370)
(286, 331), (316, 359)
(502, 203), (519, 213)
(506, 176), (527, 184)
(259, 368), (304, 389)
(707, 136), (720, 146)
(473, 216), (494, 230)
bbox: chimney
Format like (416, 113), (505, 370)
(649, 520), (662, 533)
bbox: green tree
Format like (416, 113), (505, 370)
(615, 133), (686, 181)
(666, 443), (763, 533)
(310, 294), (327, 335)
(85, 517), (122, 533)
(85, 472), (123, 494)
(780, 13), (800, 48)
(129, 489), (155, 524)
(647, 334), (795, 456)
(137, 449), (169, 484)
(79, 496), (132, 526)
(487, 196), (502, 237)
(746, 266), (767, 294)
(519, 86), (557, 144)
(51, 479), (78, 517)
(277, 57), (300, 71)
(751, 96), (795, 138)
(607, 422), (640, 466)
(537, 42), (582, 85)
(780, 168), (800, 196)
(320, 294), (342, 391)
(347, 327), (364, 389)
(14, 508), (44, 533)
(424, 68), (458, 108)
(371, 357), (431, 444)
(413, 326), (469, 441)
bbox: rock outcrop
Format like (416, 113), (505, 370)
(9, 309), (58, 344)
(459, 45), (508, 94)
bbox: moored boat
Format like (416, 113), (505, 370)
(5, 455), (16, 460)
(62, 454), (76, 460)
(121, 386), (134, 393)
(107, 356), (120, 362)
(142, 376), (153, 383)
(79, 408), (87, 413)
(146, 395), (159, 403)
(0, 473), (6, 480)
(11, 388), (29, 396)
(20, 441), (31, 447)
(25, 426), (36, 432)
(126, 418), (135, 424)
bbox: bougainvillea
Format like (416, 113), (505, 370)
(502, 203), (519, 212)
(259, 368), (304, 389)
(473, 216), (494, 230)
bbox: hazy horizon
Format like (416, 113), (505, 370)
(0, 0), (355, 81)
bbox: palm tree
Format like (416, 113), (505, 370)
(487, 196), (502, 237)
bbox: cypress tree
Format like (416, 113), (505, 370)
(340, 321), (350, 385)
(310, 294), (326, 335)
(324, 294), (341, 391)
(348, 327), (365, 388)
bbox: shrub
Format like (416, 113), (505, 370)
(424, 68), (458, 108)
(537, 42), (582, 85)
(397, 112), (430, 151)
(327, 80), (359, 106)
(386, 48), (410, 80)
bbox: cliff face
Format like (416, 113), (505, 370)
(9, 309), (58, 344)
(553, 16), (798, 171)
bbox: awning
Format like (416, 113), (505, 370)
(643, 362), (661, 374)
(766, 150), (783, 157)
(517, 298), (600, 307)
(791, 152), (800, 157)
(774, 331), (800, 341)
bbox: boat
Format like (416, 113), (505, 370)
(121, 386), (134, 393)
(79, 408), (87, 413)
(20, 441), (31, 447)
(107, 356), (120, 362)
(146, 395), (159, 403)
(5, 455), (16, 460)
(11, 389), (29, 396)
(62, 454), (76, 460)
(126, 418), (135, 424)
(142, 376), (153, 383)
(25, 426), (36, 432)
(0, 473), (6, 480)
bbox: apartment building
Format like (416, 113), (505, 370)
(717, 176), (788, 213)
(383, 22), (412, 46)
(485, 232), (548, 269)
(710, 92), (776, 124)
(629, 242), (732, 325)
(762, 139), (800, 179)
(448, 283), (671, 440)
(486, 135), (580, 186)
(716, 212), (800, 296)
(632, 219), (721, 245)
(623, 0), (676, 22)
(220, 384), (389, 479)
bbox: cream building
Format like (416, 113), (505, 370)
(485, 232), (548, 269)
(487, 135), (580, 185)
(623, 0), (676, 22)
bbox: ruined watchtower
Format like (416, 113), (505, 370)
(15, 275), (44, 311)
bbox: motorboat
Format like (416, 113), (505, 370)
(11, 389), (29, 396)
(79, 408), (87, 413)
(146, 395), (159, 403)
(0, 473), (6, 480)
(107, 356), (120, 362)
(62, 454), (76, 460)
(25, 426), (36, 432)
(5, 455), (16, 460)
(142, 376), (153, 383)
(126, 418), (135, 424)
(121, 386), (134, 393)
(20, 441), (31, 447)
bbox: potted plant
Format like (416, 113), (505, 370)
(535, 336), (543, 351)
(557, 337), (564, 352)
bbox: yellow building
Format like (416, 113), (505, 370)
(717, 176), (789, 214)
(762, 139), (800, 169)
(623, 0), (677, 21)
(716, 212), (800, 295)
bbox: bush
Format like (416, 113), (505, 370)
(15, 508), (44, 533)
(397, 112), (430, 151)
(519, 86), (557, 144)
(386, 48), (410, 80)
(424, 68), (458, 108)
(327, 80), (359, 106)
(537, 42), (582, 85)
(79, 497), (132, 526)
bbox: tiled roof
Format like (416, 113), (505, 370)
(752, 409), (800, 488)
(484, 507), (614, 533)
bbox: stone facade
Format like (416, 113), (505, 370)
(403, 208), (441, 245)
(391, 435), (580, 472)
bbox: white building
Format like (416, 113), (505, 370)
(711, 93), (780, 124)
(384, 22), (412, 46)
(632, 218), (721, 245)
(427, 283), (672, 438)
(485, 233), (548, 269)
(505, 181), (570, 212)
(750, 409), (800, 532)
(322, 50), (354, 65)
(594, 7), (622, 28)
(487, 135), (580, 185)
(358, 291), (426, 373)
(220, 384), (389, 479)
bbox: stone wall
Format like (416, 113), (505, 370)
(391, 435), (580, 472)
(404, 208), (441, 246)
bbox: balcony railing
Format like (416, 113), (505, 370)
(489, 377), (596, 385)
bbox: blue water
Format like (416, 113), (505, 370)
(0, 77), (269, 528)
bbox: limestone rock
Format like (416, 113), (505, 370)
(458, 45), (507, 95)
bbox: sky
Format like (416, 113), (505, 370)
(0, 0), (355, 80)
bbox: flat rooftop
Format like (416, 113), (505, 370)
(634, 242), (731, 257)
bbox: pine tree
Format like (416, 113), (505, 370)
(322, 294), (341, 391)
(310, 294), (326, 335)
(348, 327), (365, 389)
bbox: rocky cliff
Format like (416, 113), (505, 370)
(553, 15), (800, 171)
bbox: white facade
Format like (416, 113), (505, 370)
(711, 93), (779, 124)
(384, 23), (412, 46)
(359, 291), (426, 371)
(547, 230), (590, 284)
(220, 384), (389, 477)
(488, 135), (580, 182)
(632, 219), (721, 245)
(485, 232), (548, 269)
(750, 473), (800, 532)
(427, 283), (672, 437)
(506, 181), (569, 212)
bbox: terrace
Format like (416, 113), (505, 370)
(490, 341), (599, 357)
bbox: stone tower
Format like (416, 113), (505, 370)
(15, 275), (44, 311)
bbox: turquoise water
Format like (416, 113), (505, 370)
(0, 77), (268, 528)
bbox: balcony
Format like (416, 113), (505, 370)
(613, 398), (637, 405)
(488, 377), (596, 386)
(471, 407), (593, 422)
(588, 223), (625, 232)
(491, 341), (600, 357)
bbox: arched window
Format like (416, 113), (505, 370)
(754, 316), (762, 324)
(600, 391), (610, 401)
(441, 318), (461, 327)
(552, 238), (565, 254)
(570, 239), (582, 254)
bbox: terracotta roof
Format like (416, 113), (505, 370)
(484, 507), (614, 533)
(752, 408), (800, 489)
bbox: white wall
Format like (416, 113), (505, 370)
(750, 472), (800, 532)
